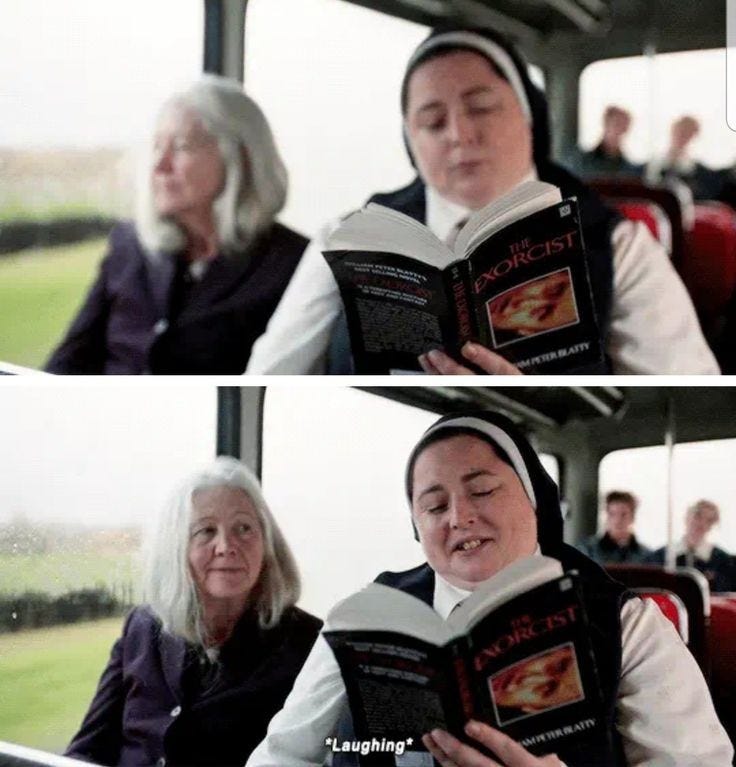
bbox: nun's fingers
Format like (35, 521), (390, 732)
(419, 345), (523, 375)
(422, 349), (475, 375)
(418, 352), (443, 374)
(464, 721), (563, 767)
(460, 342), (523, 375)
(422, 729), (503, 767)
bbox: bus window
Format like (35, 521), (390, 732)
(529, 65), (546, 91)
(539, 453), (559, 487)
(0, 0), (204, 369)
(0, 386), (216, 751)
(578, 50), (736, 170)
(599, 439), (736, 551)
(261, 387), (436, 616)
(243, 0), (427, 237)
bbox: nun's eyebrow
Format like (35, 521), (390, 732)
(414, 86), (496, 116)
(416, 483), (444, 501)
(416, 469), (497, 500)
(461, 86), (495, 99)
(461, 469), (496, 482)
(415, 100), (445, 116)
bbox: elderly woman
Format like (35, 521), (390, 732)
(246, 28), (717, 375)
(66, 457), (321, 767)
(247, 412), (732, 766)
(46, 76), (306, 374)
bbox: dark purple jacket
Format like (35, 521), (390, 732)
(46, 222), (307, 374)
(65, 605), (321, 767)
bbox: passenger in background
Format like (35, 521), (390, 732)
(648, 116), (726, 201)
(247, 28), (717, 376)
(578, 490), (651, 564)
(66, 457), (321, 767)
(46, 76), (306, 374)
(648, 499), (736, 592)
(577, 106), (642, 179)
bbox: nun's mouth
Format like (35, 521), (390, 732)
(453, 537), (492, 553)
(453, 160), (485, 175)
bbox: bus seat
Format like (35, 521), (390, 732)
(605, 564), (711, 678)
(710, 596), (736, 683)
(589, 179), (687, 271)
(681, 202), (736, 343)
(633, 588), (689, 643)
(709, 596), (736, 751)
(613, 200), (673, 254)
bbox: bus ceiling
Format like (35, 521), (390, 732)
(209, 0), (726, 83)
(357, 386), (736, 455)
(220, 386), (736, 462)
(339, 0), (726, 60)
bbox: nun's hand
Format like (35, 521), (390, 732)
(423, 722), (562, 767)
(419, 342), (523, 375)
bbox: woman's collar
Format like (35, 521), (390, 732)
(433, 544), (542, 619)
(425, 168), (539, 243)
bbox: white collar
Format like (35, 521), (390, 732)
(674, 538), (714, 561)
(432, 543), (543, 618)
(426, 187), (471, 244)
(188, 259), (209, 281)
(425, 168), (539, 244)
(433, 575), (473, 620)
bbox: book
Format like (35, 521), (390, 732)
(323, 181), (602, 374)
(323, 556), (606, 765)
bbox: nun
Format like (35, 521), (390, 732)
(246, 28), (717, 375)
(246, 412), (732, 766)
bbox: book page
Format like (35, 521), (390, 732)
(454, 180), (562, 257)
(447, 555), (564, 637)
(325, 204), (456, 269)
(326, 582), (453, 646)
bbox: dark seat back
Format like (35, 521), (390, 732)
(684, 202), (736, 342)
(709, 596), (736, 751)
(604, 564), (711, 678)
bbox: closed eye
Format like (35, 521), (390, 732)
(467, 103), (501, 116)
(423, 118), (446, 132)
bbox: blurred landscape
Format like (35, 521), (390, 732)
(0, 519), (139, 750)
(0, 617), (124, 751)
(0, 148), (132, 222)
(0, 238), (105, 368)
(0, 147), (133, 368)
(0, 517), (141, 596)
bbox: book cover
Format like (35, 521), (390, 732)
(323, 252), (458, 374)
(467, 200), (601, 373)
(323, 181), (602, 375)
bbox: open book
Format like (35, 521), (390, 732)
(323, 181), (602, 374)
(324, 556), (605, 765)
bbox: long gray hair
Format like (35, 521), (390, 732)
(136, 75), (288, 257)
(142, 456), (301, 645)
